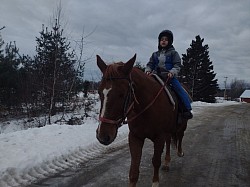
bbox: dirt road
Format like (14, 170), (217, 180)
(33, 103), (250, 187)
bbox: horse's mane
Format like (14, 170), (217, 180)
(103, 62), (154, 86)
(104, 62), (124, 78)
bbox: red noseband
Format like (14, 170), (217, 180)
(99, 116), (123, 125)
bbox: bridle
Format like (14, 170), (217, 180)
(98, 73), (170, 128)
(98, 75), (137, 127)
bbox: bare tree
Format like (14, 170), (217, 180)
(229, 78), (247, 100)
(47, 2), (96, 124)
(0, 26), (5, 31)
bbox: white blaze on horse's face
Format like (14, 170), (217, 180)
(100, 87), (112, 118)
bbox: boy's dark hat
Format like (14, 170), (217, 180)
(158, 30), (173, 45)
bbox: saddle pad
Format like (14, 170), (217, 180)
(151, 74), (175, 109)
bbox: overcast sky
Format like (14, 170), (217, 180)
(1, 0), (250, 86)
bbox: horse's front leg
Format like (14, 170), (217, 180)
(128, 132), (144, 187)
(152, 134), (166, 187)
(162, 133), (171, 171)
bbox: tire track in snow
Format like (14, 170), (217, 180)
(0, 132), (128, 187)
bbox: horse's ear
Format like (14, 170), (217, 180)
(123, 54), (136, 74)
(97, 55), (107, 73)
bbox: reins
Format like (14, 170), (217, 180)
(126, 75), (170, 123)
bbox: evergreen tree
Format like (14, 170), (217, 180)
(34, 21), (83, 120)
(180, 35), (219, 103)
(0, 34), (4, 61)
(17, 55), (37, 106)
(0, 41), (21, 108)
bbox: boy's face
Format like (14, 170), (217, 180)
(160, 36), (168, 48)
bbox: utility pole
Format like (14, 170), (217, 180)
(224, 76), (228, 100)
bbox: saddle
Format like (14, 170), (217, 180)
(151, 73), (187, 123)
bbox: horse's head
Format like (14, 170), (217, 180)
(96, 54), (136, 145)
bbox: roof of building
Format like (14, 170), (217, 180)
(240, 90), (250, 98)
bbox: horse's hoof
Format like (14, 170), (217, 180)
(161, 165), (170, 171)
(177, 152), (184, 157)
(152, 181), (159, 187)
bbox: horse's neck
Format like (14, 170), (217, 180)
(131, 69), (161, 104)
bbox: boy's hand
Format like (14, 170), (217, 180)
(168, 72), (173, 78)
(146, 71), (152, 75)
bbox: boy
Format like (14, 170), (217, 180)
(145, 29), (193, 119)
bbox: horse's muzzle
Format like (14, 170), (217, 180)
(96, 133), (112, 145)
(96, 125), (117, 145)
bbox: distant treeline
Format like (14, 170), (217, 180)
(1, 23), (249, 121)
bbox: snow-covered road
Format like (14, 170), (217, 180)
(0, 100), (240, 187)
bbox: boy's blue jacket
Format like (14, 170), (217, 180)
(145, 46), (181, 77)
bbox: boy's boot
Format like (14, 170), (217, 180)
(183, 110), (193, 119)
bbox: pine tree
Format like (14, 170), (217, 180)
(0, 34), (4, 61)
(180, 35), (219, 103)
(0, 41), (21, 108)
(17, 55), (36, 106)
(34, 21), (83, 121)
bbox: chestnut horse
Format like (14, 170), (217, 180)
(96, 54), (187, 187)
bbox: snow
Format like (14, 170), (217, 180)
(0, 97), (240, 187)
